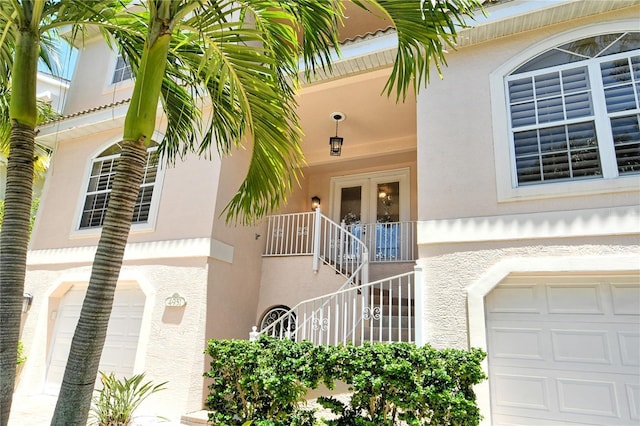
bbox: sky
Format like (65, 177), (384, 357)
(38, 38), (78, 81)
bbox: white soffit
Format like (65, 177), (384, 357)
(301, 0), (639, 85)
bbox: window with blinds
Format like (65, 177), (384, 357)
(112, 54), (133, 84)
(80, 144), (158, 229)
(506, 32), (639, 186)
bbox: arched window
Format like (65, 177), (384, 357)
(259, 306), (296, 337)
(505, 31), (639, 186)
(79, 143), (158, 229)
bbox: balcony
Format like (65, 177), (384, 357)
(263, 211), (417, 264)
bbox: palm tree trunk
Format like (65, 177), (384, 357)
(0, 28), (39, 426)
(51, 20), (172, 424)
(0, 124), (35, 426)
(51, 139), (147, 425)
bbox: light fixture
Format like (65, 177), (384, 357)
(378, 190), (392, 206)
(22, 293), (33, 313)
(311, 196), (321, 210)
(329, 112), (346, 156)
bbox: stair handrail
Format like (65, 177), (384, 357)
(259, 271), (415, 345)
(315, 209), (369, 286)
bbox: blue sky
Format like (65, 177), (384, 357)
(38, 39), (78, 80)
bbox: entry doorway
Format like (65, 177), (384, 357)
(330, 168), (410, 225)
(330, 168), (411, 261)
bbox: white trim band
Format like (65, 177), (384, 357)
(418, 205), (640, 245)
(27, 237), (234, 265)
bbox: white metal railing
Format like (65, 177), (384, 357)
(264, 213), (417, 263)
(259, 272), (416, 345)
(263, 209), (369, 285)
(264, 212), (315, 256)
(319, 215), (368, 284)
(344, 221), (417, 262)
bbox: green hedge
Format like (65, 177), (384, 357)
(205, 337), (486, 425)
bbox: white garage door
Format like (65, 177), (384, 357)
(486, 275), (640, 425)
(45, 283), (145, 394)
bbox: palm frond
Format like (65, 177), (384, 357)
(353, 0), (483, 101)
(162, 0), (309, 224)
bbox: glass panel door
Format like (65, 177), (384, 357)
(331, 168), (410, 261)
(340, 186), (362, 225)
(376, 181), (400, 223)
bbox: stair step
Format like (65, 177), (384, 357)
(363, 326), (413, 342)
(366, 302), (414, 317)
(367, 315), (414, 328)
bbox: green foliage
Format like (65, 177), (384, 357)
(89, 372), (167, 426)
(205, 338), (326, 425)
(16, 340), (26, 365)
(206, 337), (486, 426)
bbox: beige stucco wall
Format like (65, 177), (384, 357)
(414, 8), (640, 422)
(256, 257), (346, 323)
(304, 151), (418, 222)
(416, 7), (640, 221)
(62, 38), (133, 115)
(205, 146), (265, 341)
(417, 235), (640, 350)
(30, 127), (221, 250)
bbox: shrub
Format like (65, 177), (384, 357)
(205, 338), (327, 425)
(17, 340), (26, 365)
(89, 372), (167, 426)
(205, 337), (486, 425)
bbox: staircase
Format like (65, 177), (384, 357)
(364, 284), (415, 342)
(260, 209), (419, 345)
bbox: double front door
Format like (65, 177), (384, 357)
(330, 168), (410, 260)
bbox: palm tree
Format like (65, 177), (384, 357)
(50, 0), (481, 424)
(0, 88), (60, 234)
(0, 2), (143, 424)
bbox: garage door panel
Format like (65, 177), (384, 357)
(619, 331), (640, 366)
(488, 312), (639, 324)
(487, 276), (640, 425)
(486, 285), (541, 313)
(492, 372), (551, 411)
(492, 366), (637, 425)
(546, 284), (605, 315)
(494, 413), (604, 425)
(611, 284), (640, 315)
(551, 329), (611, 364)
(557, 377), (619, 418)
(628, 383), (640, 421)
(489, 327), (545, 361)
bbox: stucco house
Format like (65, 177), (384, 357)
(0, 72), (68, 199)
(13, 1), (639, 425)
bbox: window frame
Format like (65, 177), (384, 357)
(490, 20), (640, 202)
(103, 52), (135, 94)
(111, 53), (133, 84)
(72, 135), (165, 238)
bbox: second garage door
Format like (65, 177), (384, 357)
(486, 274), (640, 425)
(45, 283), (145, 394)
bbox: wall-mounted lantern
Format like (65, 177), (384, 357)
(22, 293), (33, 313)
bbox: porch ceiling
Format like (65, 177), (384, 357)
(298, 68), (416, 167)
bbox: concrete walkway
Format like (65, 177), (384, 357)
(9, 392), (186, 425)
